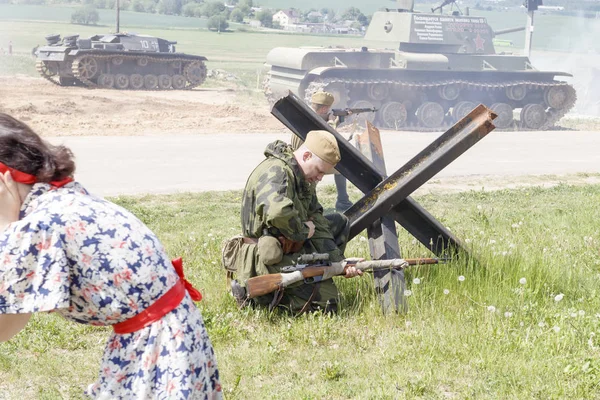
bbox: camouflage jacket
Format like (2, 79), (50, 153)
(241, 140), (340, 250)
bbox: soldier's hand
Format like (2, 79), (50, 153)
(343, 265), (363, 279)
(304, 221), (315, 239)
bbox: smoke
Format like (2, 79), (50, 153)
(529, 10), (600, 116)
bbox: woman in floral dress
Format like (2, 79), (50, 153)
(0, 113), (222, 399)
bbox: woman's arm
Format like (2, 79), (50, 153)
(0, 313), (32, 342)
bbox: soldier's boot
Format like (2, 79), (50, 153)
(230, 279), (248, 308)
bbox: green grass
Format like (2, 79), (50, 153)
(2, 183), (600, 398)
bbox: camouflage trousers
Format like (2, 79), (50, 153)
(241, 213), (350, 314)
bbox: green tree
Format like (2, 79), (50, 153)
(201, 1), (226, 17)
(157, 0), (182, 15)
(207, 15), (229, 31)
(229, 8), (244, 22)
(71, 5), (100, 24)
(255, 9), (273, 28)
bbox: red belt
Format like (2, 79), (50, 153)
(112, 258), (202, 334)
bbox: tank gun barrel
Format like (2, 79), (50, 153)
(494, 26), (526, 36)
(431, 0), (456, 13)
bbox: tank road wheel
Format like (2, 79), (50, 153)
(111, 57), (124, 66)
(451, 101), (476, 122)
(144, 74), (158, 90)
(158, 74), (172, 90)
(490, 103), (515, 129)
(438, 84), (460, 101)
(137, 57), (149, 67)
(544, 86), (569, 109)
(184, 61), (207, 85)
(172, 74), (186, 90)
(520, 104), (547, 130)
(97, 73), (114, 89)
(130, 74), (144, 90)
(115, 74), (130, 89)
(417, 101), (445, 129)
(379, 101), (407, 130)
(367, 83), (390, 101)
(76, 57), (99, 80)
(506, 85), (527, 101)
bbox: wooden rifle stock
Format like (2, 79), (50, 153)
(245, 257), (444, 299)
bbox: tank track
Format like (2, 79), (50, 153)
(36, 60), (61, 86)
(71, 53), (206, 90)
(303, 77), (577, 132)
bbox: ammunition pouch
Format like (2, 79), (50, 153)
(278, 236), (305, 254)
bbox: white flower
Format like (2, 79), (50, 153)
(477, 205), (482, 210)
(509, 243), (516, 248)
(552, 326), (561, 333)
(413, 278), (421, 285)
(538, 321), (546, 328)
(519, 322), (524, 327)
(489, 239), (496, 245)
(404, 290), (412, 297)
(405, 321), (412, 327)
(571, 312), (578, 318)
(465, 238), (472, 244)
(504, 311), (513, 318)
(501, 251), (508, 256)
(359, 236), (367, 242)
(554, 293), (564, 302)
(579, 310), (586, 316)
(519, 221), (523, 225)
(443, 289), (450, 295)
(519, 277), (527, 285)
(487, 306), (496, 313)
(458, 275), (465, 282)
(511, 223), (520, 228)
(208, 233), (213, 237)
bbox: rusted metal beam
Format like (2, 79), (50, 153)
(346, 104), (497, 239)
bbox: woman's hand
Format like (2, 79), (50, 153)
(0, 171), (22, 231)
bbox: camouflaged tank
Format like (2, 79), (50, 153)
(263, 0), (576, 131)
(35, 33), (207, 90)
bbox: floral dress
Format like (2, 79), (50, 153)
(0, 182), (222, 399)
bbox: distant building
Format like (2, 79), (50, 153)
(272, 9), (300, 28)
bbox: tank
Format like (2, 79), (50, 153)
(35, 33), (207, 90)
(263, 0), (577, 131)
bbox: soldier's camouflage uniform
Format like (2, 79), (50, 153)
(238, 140), (349, 313)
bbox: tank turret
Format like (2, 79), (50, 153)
(35, 33), (207, 90)
(263, 1), (576, 131)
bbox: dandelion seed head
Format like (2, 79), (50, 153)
(465, 238), (472, 244)
(477, 205), (482, 210)
(458, 275), (465, 282)
(579, 310), (586, 316)
(511, 223), (520, 228)
(487, 305), (496, 313)
(504, 311), (513, 318)
(519, 322), (524, 327)
(404, 290), (412, 297)
(413, 278), (421, 285)
(501, 251), (508, 256)
(405, 321), (412, 327)
(519, 277), (527, 285)
(208, 233), (213, 237)
(489, 239), (497, 245)
(359, 236), (367, 242)
(538, 321), (546, 328)
(554, 293), (564, 302)
(552, 326), (561, 333)
(443, 289), (450, 295)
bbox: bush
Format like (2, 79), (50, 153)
(229, 8), (243, 22)
(71, 5), (100, 25)
(207, 15), (229, 31)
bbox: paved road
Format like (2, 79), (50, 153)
(48, 130), (600, 197)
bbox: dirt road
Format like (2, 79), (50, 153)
(0, 76), (286, 136)
(3, 76), (600, 197)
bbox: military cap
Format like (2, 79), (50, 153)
(304, 130), (341, 165)
(311, 91), (335, 106)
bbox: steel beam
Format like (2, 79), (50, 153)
(347, 104), (497, 238)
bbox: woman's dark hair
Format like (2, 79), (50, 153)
(0, 113), (75, 182)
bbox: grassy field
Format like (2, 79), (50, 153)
(1, 183), (600, 399)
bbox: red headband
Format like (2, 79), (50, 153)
(0, 161), (73, 188)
